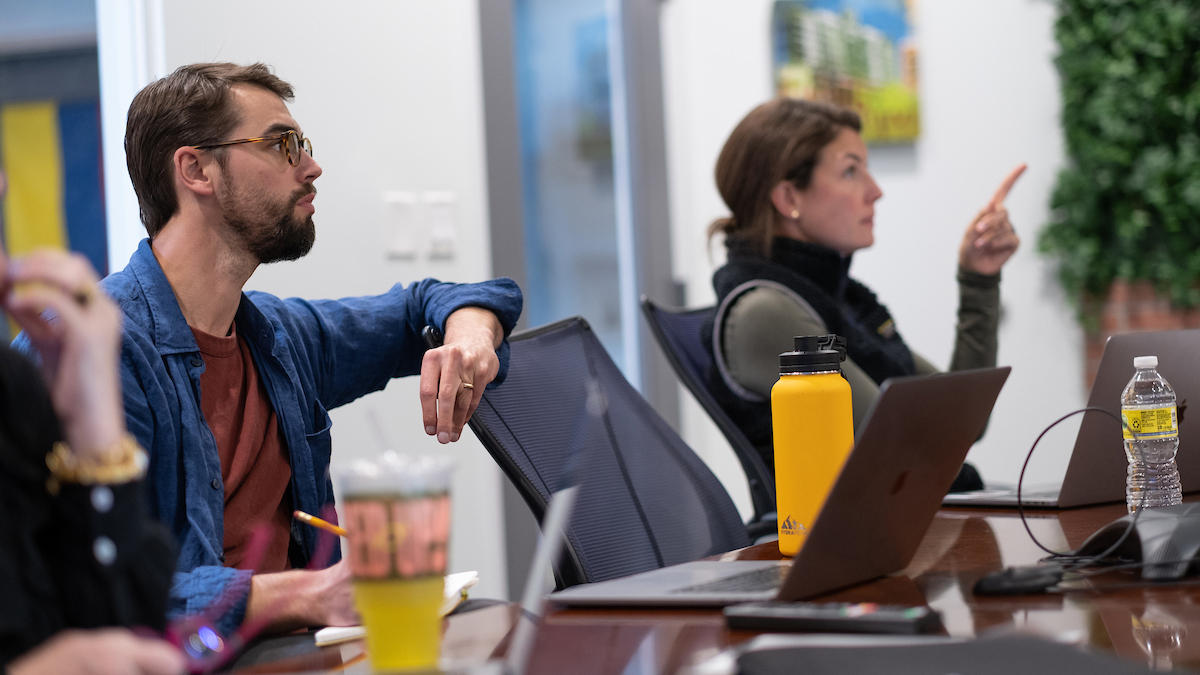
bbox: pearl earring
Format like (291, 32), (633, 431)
(790, 210), (800, 219)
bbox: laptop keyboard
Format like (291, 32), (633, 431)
(672, 566), (789, 595)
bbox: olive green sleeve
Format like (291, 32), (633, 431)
(722, 286), (823, 398)
(721, 286), (879, 429)
(949, 267), (1001, 372)
(903, 267), (1000, 376)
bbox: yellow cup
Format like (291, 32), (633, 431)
(339, 454), (453, 672)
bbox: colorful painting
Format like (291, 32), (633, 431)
(772, 0), (919, 143)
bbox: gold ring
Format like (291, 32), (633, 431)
(73, 283), (97, 308)
(462, 382), (474, 390)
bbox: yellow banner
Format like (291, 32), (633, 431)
(1, 101), (68, 254)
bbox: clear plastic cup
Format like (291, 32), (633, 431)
(337, 452), (453, 672)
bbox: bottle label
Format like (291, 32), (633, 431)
(1121, 406), (1178, 440)
(779, 514), (808, 537)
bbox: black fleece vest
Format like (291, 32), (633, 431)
(703, 237), (916, 466)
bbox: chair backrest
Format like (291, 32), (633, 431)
(468, 317), (750, 588)
(640, 297), (777, 521)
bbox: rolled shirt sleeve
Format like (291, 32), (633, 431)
(255, 277), (523, 410)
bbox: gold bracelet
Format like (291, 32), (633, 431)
(45, 434), (148, 489)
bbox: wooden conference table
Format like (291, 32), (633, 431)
(230, 501), (1200, 674)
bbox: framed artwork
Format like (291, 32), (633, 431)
(772, 0), (919, 143)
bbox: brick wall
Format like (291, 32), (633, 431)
(1085, 280), (1200, 388)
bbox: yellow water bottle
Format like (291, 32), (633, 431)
(771, 335), (855, 557)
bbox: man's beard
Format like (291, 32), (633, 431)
(218, 179), (317, 264)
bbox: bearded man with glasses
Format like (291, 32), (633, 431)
(27, 62), (523, 637)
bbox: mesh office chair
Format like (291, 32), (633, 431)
(466, 317), (750, 589)
(640, 297), (777, 538)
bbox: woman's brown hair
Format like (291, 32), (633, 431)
(709, 98), (861, 257)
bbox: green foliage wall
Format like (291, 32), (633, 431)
(1040, 0), (1200, 312)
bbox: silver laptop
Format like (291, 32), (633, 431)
(547, 367), (1010, 607)
(471, 485), (577, 675)
(944, 330), (1200, 509)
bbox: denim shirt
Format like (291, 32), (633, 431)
(100, 239), (522, 633)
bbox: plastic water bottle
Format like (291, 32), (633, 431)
(771, 335), (854, 556)
(1120, 355), (1182, 513)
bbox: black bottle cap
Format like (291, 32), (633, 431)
(779, 334), (847, 374)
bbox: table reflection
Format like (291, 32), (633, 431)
(533, 611), (728, 675)
(1093, 589), (1200, 672)
(230, 501), (1200, 675)
(1132, 606), (1187, 671)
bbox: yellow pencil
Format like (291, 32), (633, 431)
(293, 510), (348, 537)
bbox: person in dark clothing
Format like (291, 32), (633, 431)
(705, 99), (1024, 492)
(0, 169), (182, 675)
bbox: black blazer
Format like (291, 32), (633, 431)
(0, 346), (175, 668)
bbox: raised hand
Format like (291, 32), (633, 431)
(1, 248), (126, 459)
(959, 164), (1026, 276)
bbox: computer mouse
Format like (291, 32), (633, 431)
(973, 564), (1064, 596)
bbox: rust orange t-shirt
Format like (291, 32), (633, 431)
(191, 324), (293, 573)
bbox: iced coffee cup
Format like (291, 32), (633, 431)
(337, 452), (453, 672)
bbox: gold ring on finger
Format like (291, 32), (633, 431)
(73, 283), (97, 308)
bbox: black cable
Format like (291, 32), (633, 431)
(1016, 406), (1147, 568)
(1071, 557), (1195, 579)
(1050, 558), (1200, 593)
(974, 406), (1174, 596)
(1069, 578), (1200, 592)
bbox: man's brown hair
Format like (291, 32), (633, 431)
(709, 98), (861, 257)
(125, 62), (294, 237)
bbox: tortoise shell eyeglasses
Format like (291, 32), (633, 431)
(192, 129), (313, 167)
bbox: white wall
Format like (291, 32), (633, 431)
(661, 0), (1085, 510)
(98, 1), (509, 599)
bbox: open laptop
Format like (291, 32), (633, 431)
(470, 485), (578, 675)
(547, 367), (1010, 607)
(944, 329), (1200, 509)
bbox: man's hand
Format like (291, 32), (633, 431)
(0, 248), (126, 459)
(7, 629), (185, 675)
(245, 561), (359, 633)
(958, 164), (1025, 277)
(307, 560), (359, 627)
(420, 307), (504, 443)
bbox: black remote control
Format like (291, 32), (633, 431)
(724, 601), (943, 634)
